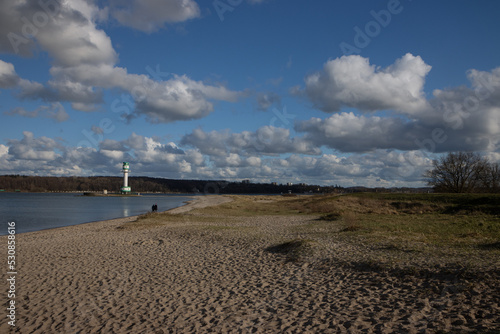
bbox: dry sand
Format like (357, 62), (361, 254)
(1, 195), (499, 333)
(167, 195), (233, 214)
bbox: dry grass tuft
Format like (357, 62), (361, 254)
(340, 211), (362, 232)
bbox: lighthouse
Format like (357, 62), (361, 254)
(121, 162), (131, 193)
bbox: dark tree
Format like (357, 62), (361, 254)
(479, 162), (500, 193)
(424, 152), (493, 193)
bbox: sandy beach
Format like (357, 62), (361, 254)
(1, 195), (499, 333)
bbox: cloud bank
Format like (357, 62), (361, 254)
(0, 0), (240, 123)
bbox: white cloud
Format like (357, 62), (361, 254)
(0, 60), (19, 88)
(38, 6), (116, 68)
(0, 1), (240, 123)
(0, 130), (436, 187)
(99, 139), (127, 151)
(44, 102), (70, 122)
(215, 153), (242, 167)
(280, 150), (433, 187)
(467, 67), (500, 104)
(297, 53), (431, 114)
(211, 153), (262, 168)
(0, 1), (115, 67)
(295, 63), (500, 154)
(0, 132), (204, 177)
(46, 63), (240, 122)
(256, 92), (281, 111)
(296, 112), (418, 152)
(246, 156), (261, 167)
(7, 131), (61, 161)
(5, 107), (38, 119)
(181, 126), (320, 156)
(5, 103), (69, 122)
(110, 0), (200, 32)
(101, 149), (125, 160)
(0, 144), (8, 158)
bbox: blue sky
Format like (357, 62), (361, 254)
(1, 0), (500, 187)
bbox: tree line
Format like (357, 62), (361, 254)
(425, 152), (500, 193)
(0, 176), (171, 193)
(0, 175), (335, 194)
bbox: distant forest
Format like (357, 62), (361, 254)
(0, 175), (343, 194)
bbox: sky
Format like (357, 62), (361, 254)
(1, 0), (500, 188)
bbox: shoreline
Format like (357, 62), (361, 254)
(1, 195), (228, 237)
(0, 193), (199, 236)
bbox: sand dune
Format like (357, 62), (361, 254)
(1, 195), (498, 333)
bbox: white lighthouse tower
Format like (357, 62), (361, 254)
(121, 162), (131, 193)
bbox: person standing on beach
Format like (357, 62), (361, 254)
(152, 204), (158, 212)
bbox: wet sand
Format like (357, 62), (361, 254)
(1, 195), (498, 333)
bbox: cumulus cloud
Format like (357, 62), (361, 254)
(296, 53), (431, 114)
(44, 102), (70, 122)
(296, 112), (419, 153)
(110, 0), (200, 32)
(44, 60), (240, 122)
(256, 92), (281, 111)
(133, 75), (239, 123)
(7, 131), (61, 161)
(0, 0), (115, 65)
(211, 154), (262, 168)
(292, 62), (500, 154)
(181, 126), (321, 156)
(420, 67), (500, 152)
(277, 150), (433, 187)
(296, 109), (500, 154)
(0, 0), (240, 123)
(0, 60), (19, 88)
(0, 132), (206, 177)
(0, 130), (436, 187)
(467, 67), (500, 104)
(0, 0), (39, 56)
(99, 139), (127, 151)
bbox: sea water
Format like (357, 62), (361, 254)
(0, 192), (192, 235)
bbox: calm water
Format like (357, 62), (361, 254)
(0, 193), (192, 235)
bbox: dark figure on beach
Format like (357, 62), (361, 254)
(152, 204), (158, 212)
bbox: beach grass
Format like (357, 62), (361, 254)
(120, 193), (500, 260)
(118, 211), (230, 230)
